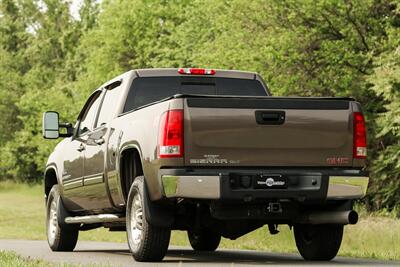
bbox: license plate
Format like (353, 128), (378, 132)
(254, 174), (287, 189)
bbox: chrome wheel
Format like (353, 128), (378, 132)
(130, 191), (143, 248)
(126, 176), (171, 261)
(46, 185), (79, 251)
(47, 196), (58, 244)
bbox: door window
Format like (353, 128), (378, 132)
(78, 92), (102, 135)
(96, 84), (122, 128)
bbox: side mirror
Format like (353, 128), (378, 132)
(42, 111), (60, 139)
(42, 111), (74, 139)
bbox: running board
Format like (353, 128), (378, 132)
(64, 214), (125, 224)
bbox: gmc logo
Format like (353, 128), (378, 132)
(326, 157), (350, 165)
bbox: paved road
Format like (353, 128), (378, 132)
(0, 240), (398, 267)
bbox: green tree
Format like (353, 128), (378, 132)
(0, 0), (31, 178)
(367, 15), (400, 212)
(0, 0), (98, 181)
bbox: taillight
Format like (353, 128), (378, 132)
(178, 68), (216, 75)
(158, 110), (183, 158)
(353, 112), (367, 158)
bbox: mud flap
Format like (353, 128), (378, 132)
(56, 196), (79, 230)
(143, 180), (174, 228)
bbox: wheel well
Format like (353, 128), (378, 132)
(44, 168), (58, 198)
(120, 148), (143, 200)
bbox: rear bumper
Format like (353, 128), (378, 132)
(160, 168), (369, 202)
(327, 176), (369, 199)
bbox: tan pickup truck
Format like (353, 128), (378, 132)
(42, 68), (369, 262)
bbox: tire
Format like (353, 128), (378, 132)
(46, 185), (79, 251)
(188, 228), (221, 252)
(126, 176), (171, 262)
(294, 224), (343, 261)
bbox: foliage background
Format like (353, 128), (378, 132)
(0, 0), (399, 213)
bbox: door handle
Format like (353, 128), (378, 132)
(94, 137), (105, 145)
(77, 144), (85, 152)
(255, 110), (285, 125)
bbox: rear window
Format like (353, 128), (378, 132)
(123, 77), (267, 113)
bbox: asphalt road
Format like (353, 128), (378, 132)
(0, 240), (399, 267)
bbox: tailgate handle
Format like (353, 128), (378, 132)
(255, 111), (285, 125)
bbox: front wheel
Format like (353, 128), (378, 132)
(46, 185), (79, 251)
(188, 228), (221, 251)
(126, 176), (171, 262)
(294, 224), (343, 261)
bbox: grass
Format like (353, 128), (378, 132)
(0, 181), (399, 261)
(0, 250), (57, 267)
(0, 250), (108, 267)
(0, 250), (72, 267)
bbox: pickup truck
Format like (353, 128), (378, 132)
(42, 68), (369, 262)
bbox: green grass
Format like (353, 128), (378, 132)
(0, 250), (72, 267)
(0, 181), (399, 261)
(0, 250), (109, 267)
(0, 250), (56, 267)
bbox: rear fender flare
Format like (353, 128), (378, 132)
(119, 144), (173, 228)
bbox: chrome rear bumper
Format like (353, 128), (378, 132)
(326, 176), (369, 199)
(162, 175), (220, 199)
(161, 174), (369, 200)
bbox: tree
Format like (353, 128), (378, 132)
(367, 14), (400, 212)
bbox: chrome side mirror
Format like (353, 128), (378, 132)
(42, 111), (60, 139)
(42, 111), (73, 139)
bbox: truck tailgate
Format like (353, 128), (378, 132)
(184, 97), (354, 167)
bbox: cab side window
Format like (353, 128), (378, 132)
(78, 92), (102, 135)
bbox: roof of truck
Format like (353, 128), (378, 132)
(134, 68), (259, 80)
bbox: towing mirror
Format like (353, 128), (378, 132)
(43, 111), (60, 139)
(42, 112), (74, 139)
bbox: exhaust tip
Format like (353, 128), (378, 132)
(348, 210), (358, 225)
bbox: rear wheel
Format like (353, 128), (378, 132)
(126, 176), (171, 262)
(46, 185), (79, 251)
(188, 228), (221, 251)
(294, 224), (343, 261)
